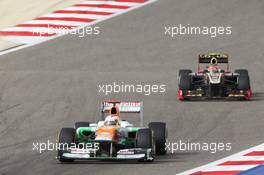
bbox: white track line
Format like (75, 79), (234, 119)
(229, 156), (264, 161)
(3, 36), (50, 45)
(21, 20), (87, 27)
(1, 27), (56, 33)
(201, 165), (257, 172)
(64, 6), (122, 13)
(41, 13), (105, 20)
(78, 1), (139, 6)
(177, 143), (264, 175)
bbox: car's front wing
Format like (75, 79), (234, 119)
(58, 148), (154, 161)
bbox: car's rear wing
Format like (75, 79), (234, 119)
(198, 53), (229, 64)
(101, 100), (144, 127)
(198, 53), (229, 71)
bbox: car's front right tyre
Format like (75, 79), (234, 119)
(57, 128), (75, 163)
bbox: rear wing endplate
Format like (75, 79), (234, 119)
(101, 100), (144, 127)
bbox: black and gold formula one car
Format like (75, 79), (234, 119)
(178, 53), (252, 100)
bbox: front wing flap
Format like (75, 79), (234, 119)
(59, 148), (153, 161)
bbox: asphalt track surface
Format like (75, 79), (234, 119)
(0, 0), (264, 175)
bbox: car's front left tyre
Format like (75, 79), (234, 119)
(149, 122), (167, 155)
(136, 128), (154, 162)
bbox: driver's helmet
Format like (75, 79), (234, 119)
(208, 65), (219, 73)
(104, 116), (119, 126)
(109, 106), (120, 117)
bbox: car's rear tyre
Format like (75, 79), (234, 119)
(57, 128), (75, 162)
(149, 122), (167, 155)
(74, 122), (90, 130)
(235, 69), (250, 90)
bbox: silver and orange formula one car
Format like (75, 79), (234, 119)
(57, 100), (167, 163)
(178, 53), (252, 101)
